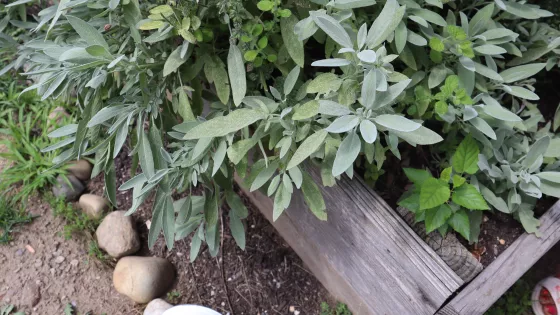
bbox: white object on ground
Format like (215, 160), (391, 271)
(532, 276), (560, 315)
(163, 305), (221, 315)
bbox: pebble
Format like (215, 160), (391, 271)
(67, 160), (93, 182)
(498, 239), (505, 245)
(55, 256), (65, 264)
(52, 174), (85, 201)
(289, 306), (295, 313)
(143, 298), (173, 315)
(70, 259), (79, 267)
(34, 259), (42, 268)
(96, 211), (141, 258)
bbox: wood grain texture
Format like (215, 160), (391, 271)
(396, 206), (483, 282)
(236, 168), (463, 315)
(437, 200), (560, 315)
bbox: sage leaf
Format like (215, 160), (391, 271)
(325, 115), (360, 133)
(229, 212), (245, 250)
(227, 45), (247, 106)
(373, 114), (421, 132)
(366, 0), (406, 48)
(284, 66), (300, 96)
(499, 63), (546, 83)
(281, 15), (305, 67)
(332, 131), (361, 177)
(311, 12), (353, 48)
(287, 129), (328, 170)
(301, 172), (327, 220)
(163, 46), (187, 77)
(66, 15), (109, 50)
(359, 120), (377, 144)
(184, 109), (266, 139)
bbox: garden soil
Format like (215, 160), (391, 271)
(0, 149), (333, 314)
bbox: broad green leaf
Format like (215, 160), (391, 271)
(409, 9), (447, 27)
(293, 100), (319, 120)
(284, 66), (300, 96)
(87, 105), (127, 127)
(362, 69), (377, 108)
(480, 185), (509, 213)
(499, 63), (546, 83)
(440, 167), (452, 182)
(366, 0), (406, 48)
(357, 50), (377, 63)
(523, 136), (550, 168)
(226, 191), (248, 219)
(189, 231), (202, 262)
(163, 46), (187, 77)
(452, 175), (466, 188)
(536, 172), (560, 183)
(178, 88), (195, 121)
(469, 4), (494, 36)
(66, 15), (109, 50)
(281, 15), (304, 67)
(332, 0), (376, 9)
(307, 73), (342, 95)
(332, 131), (361, 176)
(452, 183), (489, 210)
(481, 103), (521, 122)
(398, 192), (420, 212)
(373, 114), (421, 132)
(470, 117), (496, 140)
(373, 79), (412, 109)
(139, 131), (155, 178)
(425, 204), (453, 233)
(419, 178), (450, 210)
(474, 62), (503, 81)
(505, 86), (539, 100)
(311, 12), (353, 48)
(301, 172), (327, 220)
(250, 160), (280, 191)
(326, 115), (360, 133)
(452, 136), (479, 174)
(403, 168), (432, 186)
(318, 100), (352, 116)
(448, 210), (470, 240)
(518, 208), (541, 236)
(48, 124), (78, 138)
(227, 138), (258, 165)
(287, 129), (328, 170)
(228, 45), (246, 106)
(395, 21), (408, 53)
(184, 109), (266, 139)
(162, 196), (175, 250)
(428, 65), (448, 89)
(359, 120), (377, 144)
(311, 58), (352, 67)
(474, 44), (506, 55)
(204, 189), (219, 227)
(229, 212), (245, 250)
(391, 126), (443, 145)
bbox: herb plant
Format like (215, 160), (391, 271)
(3, 0), (560, 255)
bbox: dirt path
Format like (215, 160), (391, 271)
(0, 195), (139, 314)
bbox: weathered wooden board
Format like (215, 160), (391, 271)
(237, 167), (463, 315)
(437, 200), (560, 315)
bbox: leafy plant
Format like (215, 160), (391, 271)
(4, 0), (560, 254)
(320, 302), (352, 315)
(399, 136), (489, 241)
(0, 196), (33, 244)
(486, 280), (532, 315)
(0, 305), (24, 315)
(45, 193), (100, 240)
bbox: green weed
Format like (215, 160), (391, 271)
(63, 303), (107, 315)
(87, 241), (109, 263)
(0, 304), (24, 315)
(166, 290), (182, 303)
(45, 193), (100, 240)
(320, 302), (352, 315)
(0, 196), (33, 244)
(485, 280), (533, 315)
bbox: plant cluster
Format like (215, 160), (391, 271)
(0, 305), (24, 315)
(3, 0), (560, 255)
(320, 302), (352, 315)
(486, 279), (533, 315)
(45, 193), (101, 239)
(0, 196), (33, 244)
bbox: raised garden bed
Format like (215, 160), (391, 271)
(238, 169), (560, 315)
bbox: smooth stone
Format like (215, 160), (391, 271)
(144, 298), (173, 315)
(52, 175), (85, 202)
(67, 160), (92, 181)
(114, 257), (175, 304)
(96, 211), (140, 258)
(79, 194), (109, 220)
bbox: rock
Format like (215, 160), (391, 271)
(52, 175), (85, 201)
(67, 160), (92, 182)
(54, 256), (65, 264)
(22, 282), (41, 307)
(144, 298), (173, 315)
(96, 211), (140, 258)
(113, 257), (175, 304)
(79, 194), (109, 220)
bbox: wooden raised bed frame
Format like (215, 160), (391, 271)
(236, 168), (560, 315)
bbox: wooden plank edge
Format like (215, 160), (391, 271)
(437, 200), (560, 315)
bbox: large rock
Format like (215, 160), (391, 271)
(67, 160), (92, 181)
(96, 211), (140, 258)
(79, 194), (109, 220)
(113, 257), (175, 304)
(52, 175), (85, 201)
(144, 298), (173, 315)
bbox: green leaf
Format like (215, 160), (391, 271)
(244, 50), (258, 62)
(287, 129), (328, 170)
(228, 45), (246, 106)
(479, 185), (509, 213)
(307, 73), (342, 95)
(189, 230), (202, 262)
(257, 0), (274, 11)
(391, 126), (443, 145)
(311, 12), (353, 48)
(229, 212), (245, 249)
(373, 114), (421, 132)
(212, 61), (230, 104)
(178, 88), (195, 121)
(474, 44), (507, 55)
(359, 120), (377, 144)
(474, 62), (503, 81)
(448, 210), (470, 240)
(163, 46), (188, 77)
(419, 178), (450, 210)
(139, 131), (155, 178)
(536, 172), (560, 184)
(440, 167), (452, 182)
(227, 138), (258, 165)
(301, 172), (327, 220)
(506, 86), (539, 100)
(469, 4), (494, 36)
(226, 191), (248, 219)
(281, 15), (305, 68)
(292, 100), (319, 120)
(326, 115), (360, 133)
(403, 168), (432, 186)
(398, 192), (420, 212)
(409, 9), (447, 27)
(518, 208), (540, 236)
(184, 109), (265, 140)
(523, 136), (550, 168)
(452, 183), (489, 210)
(499, 63), (546, 83)
(470, 117), (496, 140)
(425, 204), (453, 233)
(452, 136), (479, 174)
(66, 15), (109, 50)
(284, 66), (300, 96)
(447, 25), (467, 41)
(204, 189), (219, 227)
(452, 175), (466, 188)
(332, 131), (361, 177)
(361, 69), (377, 109)
(366, 0), (406, 48)
(250, 160), (280, 191)
(429, 37), (444, 52)
(162, 196), (175, 250)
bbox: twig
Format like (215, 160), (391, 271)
(234, 288), (252, 307)
(292, 262), (313, 276)
(217, 213), (234, 315)
(239, 256), (254, 309)
(183, 239), (202, 304)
